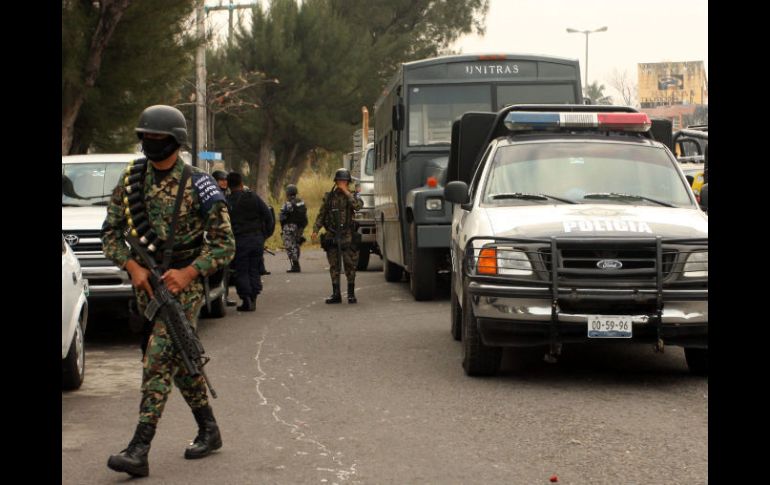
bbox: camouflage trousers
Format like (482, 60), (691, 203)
(281, 223), (302, 264)
(324, 233), (358, 285)
(135, 279), (209, 425)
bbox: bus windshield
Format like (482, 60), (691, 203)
(408, 85), (490, 146)
(407, 83), (578, 146)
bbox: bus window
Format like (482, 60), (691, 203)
(408, 85), (491, 146)
(496, 84), (577, 110)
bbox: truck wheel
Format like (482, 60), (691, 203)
(382, 226), (403, 282)
(62, 314), (85, 390)
(356, 244), (371, 271)
(462, 283), (501, 376)
(409, 223), (436, 301)
(450, 280), (462, 341)
(684, 348), (708, 376)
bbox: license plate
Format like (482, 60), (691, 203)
(587, 315), (632, 338)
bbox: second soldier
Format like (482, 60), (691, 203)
(311, 168), (363, 303)
(279, 184), (308, 272)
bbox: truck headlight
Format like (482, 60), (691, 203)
(426, 198), (443, 211)
(477, 247), (533, 276)
(683, 250), (708, 278)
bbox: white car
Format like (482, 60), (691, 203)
(62, 235), (89, 390)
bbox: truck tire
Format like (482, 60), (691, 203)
(382, 226), (403, 282)
(450, 279), (462, 341)
(684, 347), (708, 376)
(356, 244), (371, 271)
(62, 314), (85, 390)
(462, 283), (501, 376)
(201, 281), (227, 319)
(409, 222), (436, 301)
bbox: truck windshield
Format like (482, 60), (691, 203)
(62, 162), (128, 207)
(482, 142), (694, 208)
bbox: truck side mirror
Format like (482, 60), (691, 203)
(444, 181), (470, 205)
(699, 183), (708, 211)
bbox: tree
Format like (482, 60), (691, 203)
(585, 81), (608, 104)
(607, 68), (638, 107)
(62, 0), (198, 155)
(212, 0), (489, 199)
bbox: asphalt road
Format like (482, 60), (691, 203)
(62, 249), (707, 484)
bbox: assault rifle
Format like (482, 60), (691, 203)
(125, 233), (217, 398)
(331, 208), (343, 275)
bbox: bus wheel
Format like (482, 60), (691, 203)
(382, 227), (403, 282)
(356, 244), (371, 271)
(409, 222), (436, 301)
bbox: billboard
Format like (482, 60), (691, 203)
(638, 61), (707, 108)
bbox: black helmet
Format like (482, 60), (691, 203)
(135, 105), (188, 145)
(212, 170), (228, 181)
(285, 184), (298, 196)
(333, 168), (351, 182)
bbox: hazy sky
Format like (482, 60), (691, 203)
(206, 0), (708, 101)
(451, 0), (708, 99)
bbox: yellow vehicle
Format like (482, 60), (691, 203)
(673, 127), (707, 195)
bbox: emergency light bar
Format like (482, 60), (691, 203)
(504, 112), (651, 133)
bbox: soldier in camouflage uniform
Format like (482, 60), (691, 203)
(101, 105), (235, 478)
(280, 184), (308, 273)
(311, 168), (363, 303)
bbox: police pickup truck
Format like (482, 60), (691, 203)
(444, 105), (708, 377)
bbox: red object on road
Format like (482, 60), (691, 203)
(549, 474), (559, 483)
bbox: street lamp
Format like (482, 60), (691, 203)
(566, 26), (608, 94)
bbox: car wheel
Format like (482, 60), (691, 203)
(62, 314), (85, 390)
(462, 282), (501, 376)
(409, 222), (436, 301)
(684, 347), (708, 376)
(450, 273), (462, 341)
(356, 244), (371, 271)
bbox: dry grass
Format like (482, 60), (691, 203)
(264, 170), (337, 252)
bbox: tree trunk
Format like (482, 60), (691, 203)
(287, 149), (311, 186)
(256, 118), (274, 200)
(61, 0), (132, 155)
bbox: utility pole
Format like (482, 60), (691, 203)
(193, 1), (259, 169)
(195, 0), (207, 169)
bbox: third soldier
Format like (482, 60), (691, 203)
(279, 184), (308, 272)
(311, 168), (363, 303)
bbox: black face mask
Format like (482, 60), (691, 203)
(141, 137), (180, 162)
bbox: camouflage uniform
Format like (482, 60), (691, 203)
(313, 189), (363, 285)
(280, 197), (307, 268)
(101, 157), (235, 425)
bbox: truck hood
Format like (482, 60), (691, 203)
(484, 204), (708, 239)
(62, 206), (107, 231)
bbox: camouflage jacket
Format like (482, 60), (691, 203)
(312, 188), (363, 235)
(101, 156), (235, 277)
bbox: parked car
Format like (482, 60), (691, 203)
(62, 235), (89, 390)
(62, 154), (228, 326)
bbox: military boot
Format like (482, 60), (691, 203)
(184, 405), (223, 459)
(107, 422), (156, 477)
(287, 260), (301, 273)
(347, 283), (357, 304)
(325, 284), (342, 304)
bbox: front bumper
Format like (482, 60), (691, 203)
(356, 220), (377, 244)
(467, 281), (707, 348)
(77, 253), (133, 298)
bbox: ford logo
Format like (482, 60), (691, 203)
(597, 259), (623, 270)
(64, 234), (79, 247)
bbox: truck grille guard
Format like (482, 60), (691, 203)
(463, 235), (708, 354)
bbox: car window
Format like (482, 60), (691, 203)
(62, 162), (129, 207)
(482, 142), (694, 207)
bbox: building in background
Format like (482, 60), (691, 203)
(638, 61), (707, 129)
